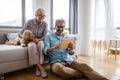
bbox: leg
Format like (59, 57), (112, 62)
(28, 42), (47, 77)
(28, 42), (39, 65)
(37, 41), (44, 64)
(70, 61), (108, 80)
(37, 41), (47, 77)
(37, 64), (47, 78)
(51, 62), (83, 79)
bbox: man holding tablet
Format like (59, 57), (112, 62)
(44, 19), (108, 80)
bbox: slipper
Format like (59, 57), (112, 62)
(35, 68), (41, 76)
(41, 71), (48, 78)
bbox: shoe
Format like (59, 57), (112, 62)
(35, 68), (41, 76)
(41, 71), (48, 78)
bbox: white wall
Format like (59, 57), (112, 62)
(78, 0), (95, 56)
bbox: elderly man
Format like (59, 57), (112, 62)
(44, 19), (108, 80)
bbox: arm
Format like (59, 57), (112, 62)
(47, 41), (74, 55)
(44, 34), (60, 55)
(43, 22), (48, 36)
(18, 22), (28, 38)
(47, 43), (60, 54)
(36, 22), (48, 42)
(42, 22), (48, 40)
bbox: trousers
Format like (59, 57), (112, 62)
(51, 61), (108, 80)
(27, 41), (44, 65)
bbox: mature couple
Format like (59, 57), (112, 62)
(19, 8), (108, 80)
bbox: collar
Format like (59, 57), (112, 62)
(55, 32), (64, 36)
(34, 18), (42, 25)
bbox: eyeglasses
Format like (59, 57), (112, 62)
(56, 26), (65, 28)
(38, 15), (46, 17)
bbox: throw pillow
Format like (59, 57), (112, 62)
(6, 33), (18, 41)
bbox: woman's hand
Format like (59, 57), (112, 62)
(38, 38), (44, 41)
(31, 38), (43, 43)
(31, 38), (39, 43)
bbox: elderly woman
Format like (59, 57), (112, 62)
(19, 8), (48, 78)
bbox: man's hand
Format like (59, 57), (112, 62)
(54, 43), (60, 49)
(68, 42), (74, 55)
(68, 42), (74, 50)
(47, 43), (60, 54)
(68, 48), (74, 55)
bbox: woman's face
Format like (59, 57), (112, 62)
(36, 15), (46, 23)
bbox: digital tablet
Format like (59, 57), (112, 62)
(59, 38), (75, 49)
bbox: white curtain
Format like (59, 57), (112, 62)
(78, 0), (95, 56)
(94, 0), (116, 41)
(104, 0), (116, 40)
(94, 0), (105, 40)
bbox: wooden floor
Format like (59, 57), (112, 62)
(5, 53), (120, 80)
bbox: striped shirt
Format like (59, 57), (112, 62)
(19, 18), (48, 38)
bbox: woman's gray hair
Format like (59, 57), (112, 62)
(55, 19), (66, 26)
(35, 8), (46, 16)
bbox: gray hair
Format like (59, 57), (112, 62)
(35, 8), (46, 16)
(55, 19), (66, 26)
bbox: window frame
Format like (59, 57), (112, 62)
(50, 0), (70, 33)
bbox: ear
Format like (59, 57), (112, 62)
(20, 35), (23, 38)
(22, 31), (27, 37)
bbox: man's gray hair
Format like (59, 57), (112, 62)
(55, 19), (66, 26)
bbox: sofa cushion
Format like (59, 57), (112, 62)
(0, 44), (28, 63)
(0, 29), (20, 44)
(6, 33), (18, 40)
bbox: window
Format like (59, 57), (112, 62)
(0, 0), (22, 27)
(25, 0), (34, 22)
(0, 0), (34, 27)
(52, 0), (69, 33)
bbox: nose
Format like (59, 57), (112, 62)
(59, 27), (63, 30)
(59, 27), (62, 30)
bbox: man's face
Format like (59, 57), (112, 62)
(55, 22), (65, 35)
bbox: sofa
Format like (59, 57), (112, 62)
(0, 29), (31, 75)
(0, 29), (80, 78)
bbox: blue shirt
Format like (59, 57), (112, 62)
(44, 33), (73, 64)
